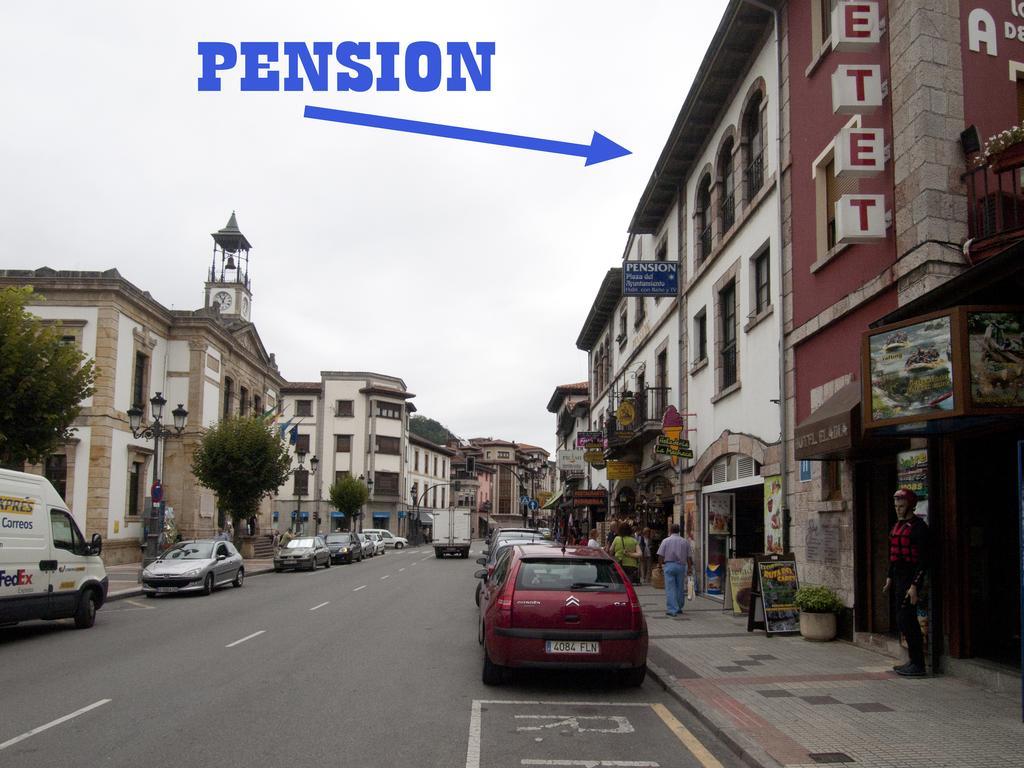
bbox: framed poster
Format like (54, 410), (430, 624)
(727, 557), (754, 615)
(747, 553), (800, 635)
(763, 475), (784, 555)
(967, 310), (1024, 409)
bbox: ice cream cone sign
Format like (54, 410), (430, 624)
(662, 405), (685, 466)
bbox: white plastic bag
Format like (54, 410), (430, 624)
(687, 574), (695, 601)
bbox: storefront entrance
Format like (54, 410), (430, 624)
(702, 479), (764, 598)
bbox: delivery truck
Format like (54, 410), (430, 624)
(432, 506), (472, 558)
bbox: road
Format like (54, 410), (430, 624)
(0, 544), (744, 768)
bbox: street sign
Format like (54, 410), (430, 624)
(655, 444), (693, 459)
(656, 435), (690, 450)
(520, 495), (531, 506)
(622, 261), (679, 297)
(529, 499), (539, 511)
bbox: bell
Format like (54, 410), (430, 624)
(225, 254), (236, 270)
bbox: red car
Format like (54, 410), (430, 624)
(476, 543), (648, 686)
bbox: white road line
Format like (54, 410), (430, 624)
(521, 762), (659, 767)
(122, 599), (155, 610)
(353, 585), (366, 591)
(465, 699), (482, 768)
(225, 630), (265, 648)
(399, 567), (405, 572)
(477, 700), (653, 707)
(310, 601), (330, 611)
(0, 699), (111, 752)
(380, 574), (390, 580)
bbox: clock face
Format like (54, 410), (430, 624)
(214, 291), (232, 310)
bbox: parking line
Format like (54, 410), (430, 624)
(399, 567), (406, 572)
(650, 703), (723, 768)
(353, 585), (366, 591)
(310, 601), (330, 611)
(381, 575), (390, 580)
(521, 762), (658, 767)
(0, 699), (111, 751)
(225, 631), (265, 648)
(122, 599), (155, 610)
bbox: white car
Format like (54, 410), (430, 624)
(357, 533), (378, 557)
(362, 528), (408, 549)
(364, 532), (387, 556)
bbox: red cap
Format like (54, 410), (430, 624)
(894, 488), (918, 506)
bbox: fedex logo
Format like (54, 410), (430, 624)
(0, 569), (33, 587)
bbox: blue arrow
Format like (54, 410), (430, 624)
(303, 105), (630, 166)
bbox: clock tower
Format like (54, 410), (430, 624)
(204, 211), (253, 321)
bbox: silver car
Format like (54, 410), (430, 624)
(364, 532), (387, 556)
(274, 536), (331, 571)
(142, 539), (244, 597)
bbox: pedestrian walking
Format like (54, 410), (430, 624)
(883, 487), (929, 677)
(610, 522), (641, 584)
(272, 528), (281, 549)
(638, 527), (653, 586)
(656, 524), (694, 616)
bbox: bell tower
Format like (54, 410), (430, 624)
(204, 211), (253, 321)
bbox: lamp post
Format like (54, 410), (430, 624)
(293, 451), (319, 535)
(128, 392), (188, 566)
(357, 473), (373, 532)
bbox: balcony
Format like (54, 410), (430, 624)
(964, 160), (1024, 263)
(606, 386), (672, 457)
(746, 151), (764, 201)
(721, 191), (736, 232)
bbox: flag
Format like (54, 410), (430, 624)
(259, 405), (278, 425)
(277, 416), (295, 441)
(289, 424), (299, 445)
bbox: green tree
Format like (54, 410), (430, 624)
(409, 414), (454, 445)
(191, 416), (292, 542)
(328, 475), (369, 531)
(0, 286), (96, 466)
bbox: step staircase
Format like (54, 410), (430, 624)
(251, 534), (275, 559)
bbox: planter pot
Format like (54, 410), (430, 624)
(799, 611), (837, 642)
(989, 141), (1024, 173)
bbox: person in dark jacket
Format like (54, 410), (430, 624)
(883, 488), (929, 677)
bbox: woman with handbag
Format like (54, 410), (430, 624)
(610, 522), (641, 584)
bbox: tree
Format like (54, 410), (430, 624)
(329, 475), (369, 531)
(191, 416), (292, 542)
(0, 286), (96, 466)
(409, 414), (454, 445)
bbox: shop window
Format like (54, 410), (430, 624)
(822, 461), (843, 501)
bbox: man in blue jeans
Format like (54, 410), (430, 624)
(656, 524), (694, 616)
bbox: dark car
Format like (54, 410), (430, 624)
(325, 532), (364, 564)
(476, 543), (647, 687)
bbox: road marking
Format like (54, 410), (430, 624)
(122, 599), (155, 610)
(0, 699), (111, 752)
(399, 567), (406, 572)
(650, 703), (723, 768)
(310, 601), (330, 611)
(381, 574), (390, 580)
(521, 762), (658, 767)
(515, 715), (634, 733)
(225, 630), (265, 648)
(354, 585), (367, 591)
(466, 699), (483, 768)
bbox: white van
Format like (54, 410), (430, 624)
(0, 468), (108, 628)
(361, 528), (408, 549)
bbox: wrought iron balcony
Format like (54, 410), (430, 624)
(746, 151), (764, 200)
(964, 159), (1024, 262)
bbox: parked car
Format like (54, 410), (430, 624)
(362, 528), (408, 549)
(325, 532), (364, 563)
(142, 539), (244, 597)
(475, 535), (549, 606)
(364, 532), (387, 556)
(476, 543), (647, 686)
(274, 536), (331, 571)
(357, 533), (377, 557)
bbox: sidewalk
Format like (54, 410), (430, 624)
(636, 587), (1023, 768)
(103, 558), (275, 600)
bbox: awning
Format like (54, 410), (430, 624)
(794, 381), (861, 460)
(419, 511), (434, 525)
(330, 511), (344, 518)
(542, 489), (564, 510)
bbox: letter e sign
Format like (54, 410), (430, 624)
(832, 1), (882, 53)
(835, 127), (885, 177)
(835, 195), (886, 244)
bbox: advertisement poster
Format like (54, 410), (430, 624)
(763, 475), (784, 554)
(706, 563), (723, 596)
(968, 312), (1024, 408)
(684, 491), (698, 538)
(756, 556), (800, 634)
(897, 449), (929, 520)
(707, 495), (731, 535)
(868, 315), (955, 422)
(727, 557), (754, 615)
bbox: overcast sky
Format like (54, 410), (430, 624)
(1, 1), (728, 454)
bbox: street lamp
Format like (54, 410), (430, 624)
(293, 451), (319, 535)
(357, 473), (373, 532)
(127, 392), (188, 566)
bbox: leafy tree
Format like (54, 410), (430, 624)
(192, 416), (292, 541)
(0, 286), (96, 466)
(328, 475), (369, 531)
(409, 414), (454, 445)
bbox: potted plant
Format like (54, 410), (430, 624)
(982, 124), (1024, 172)
(794, 584), (843, 642)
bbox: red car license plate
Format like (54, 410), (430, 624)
(545, 640), (600, 654)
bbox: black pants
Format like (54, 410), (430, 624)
(895, 580), (924, 667)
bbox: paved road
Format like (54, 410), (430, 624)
(0, 544), (743, 768)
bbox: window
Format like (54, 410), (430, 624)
(295, 399), (313, 417)
(375, 435), (400, 455)
(695, 175), (713, 263)
(295, 433), (310, 454)
(817, 0), (836, 49)
(415, 450), (420, 471)
(497, 450), (511, 459)
(254, 395), (262, 415)
(434, 457), (438, 475)
(223, 376), (233, 419)
(718, 138), (736, 233)
(694, 309), (708, 363)
(753, 248), (771, 315)
(411, 482), (419, 503)
(375, 471), (399, 496)
(336, 399), (354, 417)
(656, 240), (668, 262)
(441, 488), (446, 508)
(293, 469), (309, 496)
(442, 459), (447, 478)
(127, 460), (143, 518)
(334, 470), (351, 484)
(377, 402), (401, 419)
(719, 282), (738, 388)
(335, 434), (352, 453)
(617, 310), (627, 345)
(432, 486), (438, 508)
(634, 296), (645, 327)
(45, 454), (68, 500)
(239, 386), (249, 416)
(50, 509), (85, 555)
(743, 92), (765, 201)
(655, 350), (669, 415)
(133, 352), (148, 410)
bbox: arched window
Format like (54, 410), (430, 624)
(696, 175), (713, 263)
(743, 92), (765, 201)
(718, 138), (736, 233)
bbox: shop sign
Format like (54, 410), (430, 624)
(831, 64), (883, 114)
(764, 475), (784, 555)
(654, 443), (693, 459)
(575, 431), (604, 448)
(835, 127), (885, 177)
(831, 1), (882, 52)
(605, 461), (636, 481)
(615, 399), (637, 428)
(557, 449), (586, 471)
(622, 261), (679, 297)
(968, 311), (1024, 408)
(835, 194), (886, 243)
(572, 489), (608, 508)
(584, 443), (605, 464)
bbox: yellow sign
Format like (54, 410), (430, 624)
(616, 400), (637, 428)
(0, 495), (34, 515)
(114, 520), (120, 534)
(606, 461), (636, 480)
